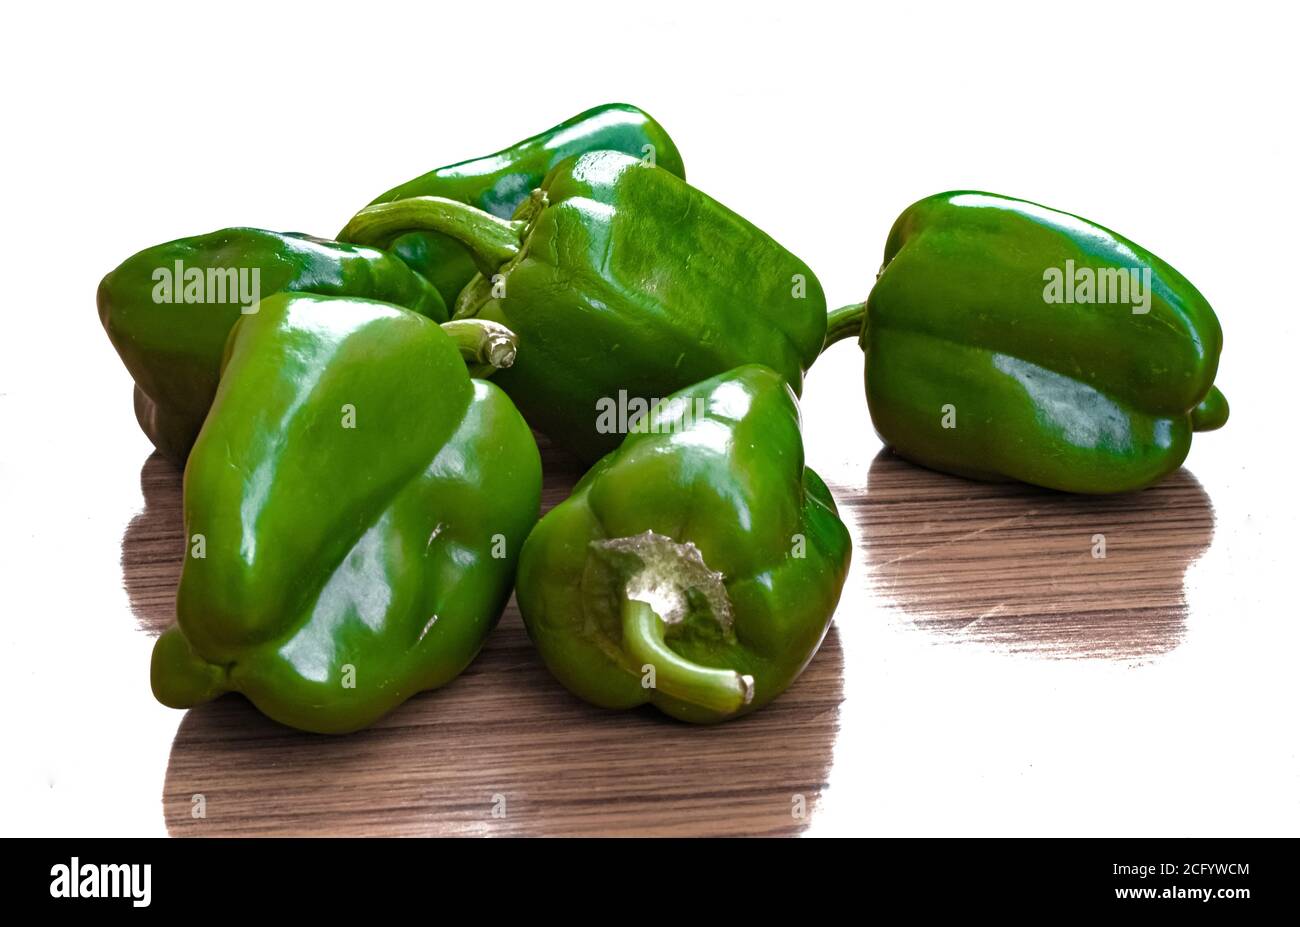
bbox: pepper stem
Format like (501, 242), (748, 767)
(1190, 385), (1229, 432)
(452, 271), (498, 321)
(822, 301), (867, 351)
(438, 319), (518, 377)
(339, 196), (524, 278)
(620, 598), (754, 716)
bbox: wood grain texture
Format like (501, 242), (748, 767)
(123, 440), (1212, 835)
(853, 450), (1214, 660)
(121, 455), (183, 637)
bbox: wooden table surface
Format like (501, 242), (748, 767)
(4, 336), (1294, 837)
(75, 339), (1275, 837)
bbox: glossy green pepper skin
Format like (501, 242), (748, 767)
(342, 151), (827, 463)
(98, 228), (447, 465)
(346, 103), (686, 303)
(515, 365), (851, 723)
(824, 191), (1228, 494)
(151, 292), (541, 734)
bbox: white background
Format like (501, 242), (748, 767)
(1, 1), (1297, 836)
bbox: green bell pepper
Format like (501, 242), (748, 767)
(98, 228), (447, 465)
(341, 151), (827, 463)
(151, 292), (540, 734)
(345, 102), (686, 303)
(824, 191), (1228, 494)
(514, 365), (851, 723)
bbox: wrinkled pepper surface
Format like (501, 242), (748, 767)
(824, 191), (1228, 494)
(98, 228), (446, 464)
(515, 365), (851, 723)
(151, 292), (541, 734)
(342, 151), (827, 463)
(345, 103), (685, 303)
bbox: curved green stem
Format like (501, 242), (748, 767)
(1191, 385), (1229, 432)
(339, 196), (524, 277)
(620, 598), (753, 716)
(452, 271), (498, 321)
(438, 319), (518, 377)
(822, 301), (867, 352)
